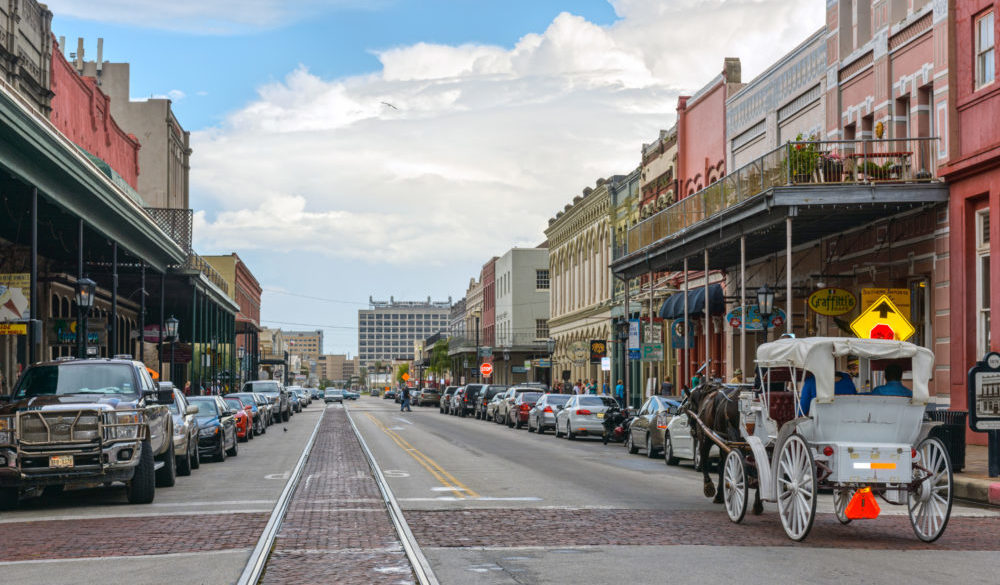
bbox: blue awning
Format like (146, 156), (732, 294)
(659, 284), (725, 319)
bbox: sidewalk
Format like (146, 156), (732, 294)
(259, 407), (417, 585)
(955, 444), (1000, 506)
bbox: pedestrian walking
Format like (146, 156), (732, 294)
(587, 379), (597, 394)
(615, 379), (625, 407)
(400, 386), (412, 412)
(660, 378), (674, 396)
(573, 379), (582, 394)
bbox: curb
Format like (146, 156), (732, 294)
(954, 474), (1000, 506)
(345, 405), (440, 585)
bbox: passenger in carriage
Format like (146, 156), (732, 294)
(871, 364), (912, 397)
(798, 370), (858, 416)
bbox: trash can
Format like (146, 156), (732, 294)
(925, 410), (967, 472)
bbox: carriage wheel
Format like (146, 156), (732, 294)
(723, 450), (748, 523)
(908, 437), (953, 543)
(833, 488), (854, 525)
(776, 435), (816, 541)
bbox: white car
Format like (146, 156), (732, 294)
(554, 395), (618, 439)
(663, 407), (720, 469)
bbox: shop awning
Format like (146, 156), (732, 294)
(659, 284), (725, 319)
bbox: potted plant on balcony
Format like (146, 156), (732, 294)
(785, 133), (819, 183)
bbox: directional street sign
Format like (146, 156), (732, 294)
(850, 294), (915, 341)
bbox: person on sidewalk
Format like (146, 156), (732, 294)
(615, 379), (625, 407)
(400, 386), (412, 412)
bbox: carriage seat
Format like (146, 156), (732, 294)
(768, 391), (796, 427)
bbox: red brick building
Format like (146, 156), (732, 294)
(676, 58), (742, 197)
(48, 38), (140, 190)
(481, 258), (497, 350)
(944, 1), (999, 442)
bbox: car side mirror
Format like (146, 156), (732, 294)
(146, 388), (174, 404)
(186, 405), (198, 415)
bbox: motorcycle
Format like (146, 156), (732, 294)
(602, 404), (633, 444)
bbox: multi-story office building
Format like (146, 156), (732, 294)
(284, 330), (323, 361)
(317, 354), (360, 384)
(358, 297), (452, 365)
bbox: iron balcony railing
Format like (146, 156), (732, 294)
(626, 137), (940, 255)
(185, 252), (230, 295)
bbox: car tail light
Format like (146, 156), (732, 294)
(911, 448), (917, 459)
(543, 406), (553, 413)
(576, 409), (592, 415)
(823, 446), (834, 457)
(520, 404), (531, 412)
(657, 424), (667, 429)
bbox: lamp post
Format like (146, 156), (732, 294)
(75, 277), (96, 358)
(756, 284), (775, 344)
(210, 337), (218, 394)
(473, 310), (481, 383)
(238, 346), (246, 388)
(165, 315), (179, 383)
(546, 338), (556, 386)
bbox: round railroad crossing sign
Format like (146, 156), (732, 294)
(480, 363), (493, 377)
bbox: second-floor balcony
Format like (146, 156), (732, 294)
(626, 137), (941, 254)
(612, 137), (947, 281)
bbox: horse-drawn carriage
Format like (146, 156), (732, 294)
(686, 337), (952, 542)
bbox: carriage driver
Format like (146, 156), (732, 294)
(798, 370), (857, 416)
(871, 363), (912, 397)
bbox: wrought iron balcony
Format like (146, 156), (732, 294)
(626, 137), (940, 255)
(185, 252), (230, 295)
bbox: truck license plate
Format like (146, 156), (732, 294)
(49, 455), (74, 468)
(597, 413), (604, 419)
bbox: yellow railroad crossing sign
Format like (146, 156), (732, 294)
(850, 295), (915, 341)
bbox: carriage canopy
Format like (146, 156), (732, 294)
(755, 337), (933, 405)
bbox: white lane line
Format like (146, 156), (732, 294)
(394, 417), (413, 425)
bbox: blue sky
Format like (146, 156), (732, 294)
(48, 1), (823, 356)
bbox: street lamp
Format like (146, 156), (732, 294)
(238, 346), (246, 388)
(165, 315), (179, 383)
(75, 277), (96, 358)
(756, 284), (775, 343)
(472, 310), (482, 383)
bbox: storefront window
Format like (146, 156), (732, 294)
(978, 210), (992, 356)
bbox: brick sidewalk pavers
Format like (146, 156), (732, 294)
(0, 513), (268, 561)
(259, 407), (416, 585)
(406, 508), (1000, 551)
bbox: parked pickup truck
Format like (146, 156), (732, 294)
(0, 357), (176, 509)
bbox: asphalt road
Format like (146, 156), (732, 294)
(0, 404), (323, 585)
(351, 396), (1000, 585)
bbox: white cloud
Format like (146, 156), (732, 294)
(152, 89), (187, 101)
(46, 0), (380, 34)
(192, 1), (825, 264)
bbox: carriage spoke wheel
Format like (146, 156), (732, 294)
(776, 435), (816, 541)
(723, 450), (748, 523)
(833, 488), (854, 525)
(908, 437), (953, 543)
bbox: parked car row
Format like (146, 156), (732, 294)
(0, 354), (313, 510)
(426, 380), (720, 471)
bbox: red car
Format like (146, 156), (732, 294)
(507, 391), (543, 429)
(225, 396), (254, 442)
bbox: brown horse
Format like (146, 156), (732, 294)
(685, 382), (762, 515)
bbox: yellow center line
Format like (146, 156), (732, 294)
(365, 413), (480, 498)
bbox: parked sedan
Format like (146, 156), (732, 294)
(663, 402), (721, 469)
(474, 385), (508, 420)
(189, 396), (239, 462)
(288, 391), (302, 413)
(448, 386), (467, 415)
(484, 393), (505, 422)
(224, 396), (254, 442)
(163, 384), (200, 475)
(626, 395), (682, 458)
(244, 380), (291, 422)
(343, 390), (360, 400)
(417, 387), (441, 406)
(383, 389), (397, 400)
(527, 393), (572, 434)
(554, 395), (618, 439)
(292, 388), (311, 407)
(494, 386), (541, 426)
(506, 390), (543, 429)
(439, 386), (458, 413)
(228, 392), (267, 435)
(325, 389), (345, 403)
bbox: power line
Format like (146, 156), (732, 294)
(260, 319), (357, 330)
(262, 289), (368, 305)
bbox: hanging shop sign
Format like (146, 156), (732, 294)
(808, 288), (857, 316)
(589, 339), (607, 363)
(569, 340), (589, 364)
(644, 321), (663, 344)
(627, 319), (640, 351)
(670, 318), (695, 349)
(0, 273), (30, 322)
(725, 305), (786, 331)
(511, 366), (528, 374)
(601, 357), (611, 371)
(861, 288), (910, 317)
(641, 343), (663, 362)
(0, 323), (27, 335)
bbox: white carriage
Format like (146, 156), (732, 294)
(720, 337), (953, 542)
